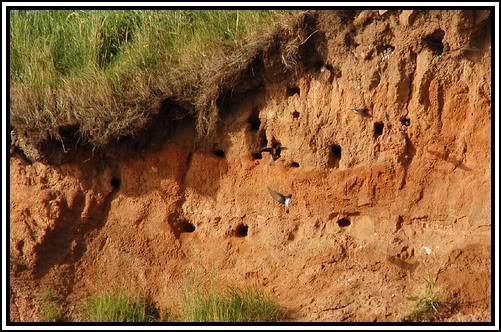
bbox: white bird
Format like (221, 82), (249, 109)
(267, 187), (292, 213)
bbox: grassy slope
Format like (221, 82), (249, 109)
(10, 10), (292, 145)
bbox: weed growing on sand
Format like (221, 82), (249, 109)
(40, 302), (63, 322)
(82, 293), (158, 322)
(37, 288), (64, 322)
(181, 285), (282, 322)
(403, 275), (443, 322)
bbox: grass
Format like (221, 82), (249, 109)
(79, 283), (282, 322)
(403, 275), (443, 322)
(180, 286), (282, 322)
(41, 302), (64, 322)
(82, 293), (158, 322)
(10, 10), (295, 146)
(37, 288), (64, 322)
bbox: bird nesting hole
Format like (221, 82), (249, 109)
(423, 29), (445, 55)
(258, 131), (268, 148)
(247, 108), (261, 132)
(286, 86), (300, 97)
(110, 177), (121, 190)
(324, 63), (334, 71)
(178, 220), (196, 233)
(235, 223), (248, 237)
(289, 161), (300, 168)
(337, 218), (351, 228)
(251, 152), (263, 160)
(57, 123), (80, 143)
(374, 122), (384, 138)
(400, 117), (411, 126)
(312, 59), (325, 72)
(212, 149), (225, 158)
(328, 144), (342, 168)
(292, 111), (300, 119)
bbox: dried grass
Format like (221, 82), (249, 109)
(10, 10), (324, 155)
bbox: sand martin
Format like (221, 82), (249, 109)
(352, 107), (371, 117)
(261, 143), (287, 161)
(267, 187), (292, 213)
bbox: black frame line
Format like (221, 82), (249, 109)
(3, 3), (497, 328)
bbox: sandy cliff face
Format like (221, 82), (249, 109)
(10, 10), (491, 322)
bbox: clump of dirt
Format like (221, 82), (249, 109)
(9, 9), (492, 322)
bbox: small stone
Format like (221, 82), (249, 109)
(422, 246), (432, 255)
(399, 10), (416, 27)
(353, 11), (372, 27)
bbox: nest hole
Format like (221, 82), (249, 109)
(247, 108), (261, 132)
(110, 177), (121, 190)
(328, 144), (342, 168)
(292, 111), (300, 119)
(312, 60), (325, 72)
(400, 117), (411, 126)
(258, 131), (268, 148)
(324, 63), (334, 72)
(286, 86), (300, 97)
(178, 220), (196, 233)
(289, 161), (300, 168)
(251, 152), (263, 160)
(337, 218), (351, 228)
(235, 223), (248, 237)
(374, 122), (384, 138)
(423, 29), (445, 55)
(58, 123), (80, 140)
(212, 149), (225, 158)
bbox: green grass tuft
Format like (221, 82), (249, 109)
(82, 294), (158, 322)
(403, 275), (443, 322)
(37, 288), (64, 322)
(181, 286), (282, 322)
(40, 302), (64, 322)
